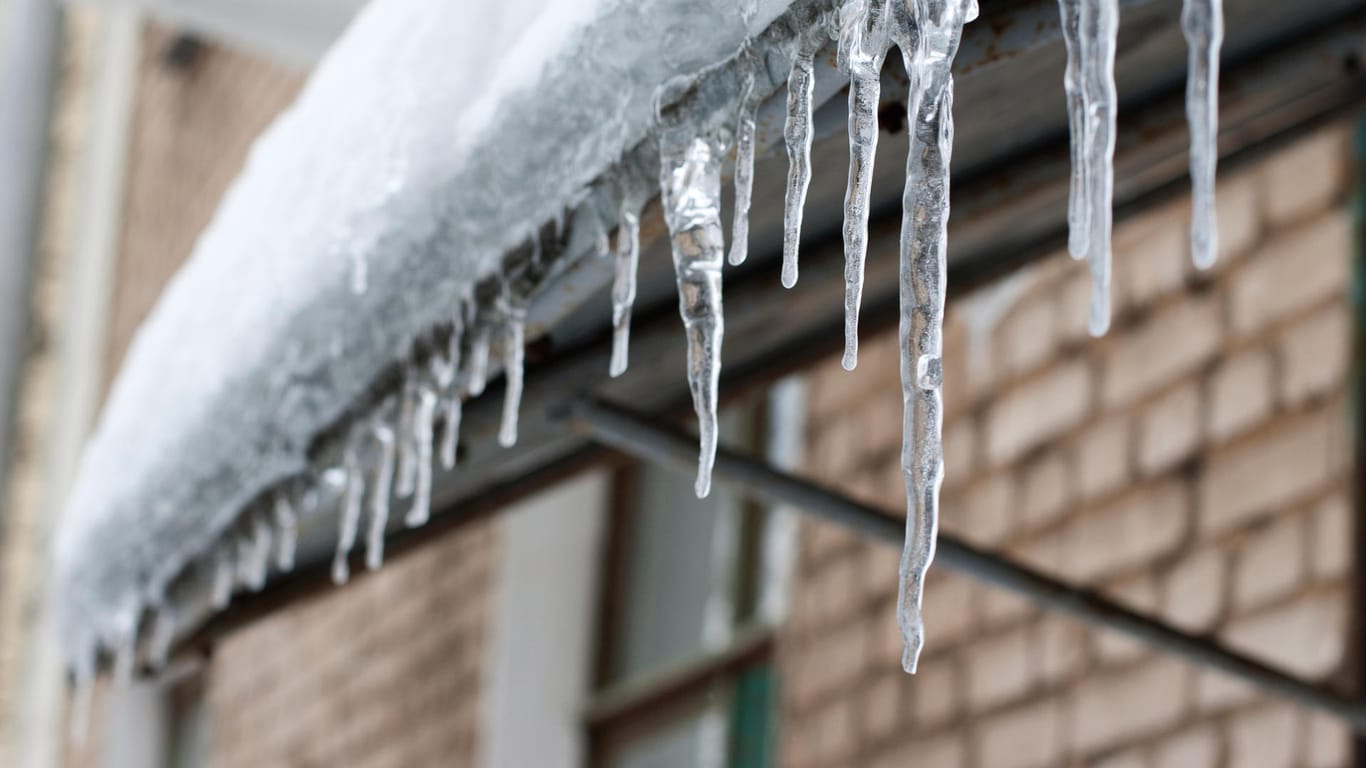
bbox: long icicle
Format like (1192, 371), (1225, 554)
(892, 0), (971, 674)
(405, 386), (438, 527)
(498, 290), (528, 448)
(729, 54), (760, 267)
(781, 27), (826, 289)
(656, 95), (727, 498)
(1058, 0), (1090, 260)
(609, 203), (642, 377)
(1182, 0), (1223, 269)
(332, 448), (364, 585)
(1082, 0), (1119, 336)
(440, 303), (466, 468)
(838, 0), (891, 370)
(366, 423), (397, 571)
(271, 491), (298, 572)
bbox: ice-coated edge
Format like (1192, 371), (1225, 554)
(55, 0), (791, 679)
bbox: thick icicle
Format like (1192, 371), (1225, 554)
(468, 326), (492, 396)
(728, 56), (760, 267)
(148, 607), (176, 670)
(781, 27), (827, 289)
(395, 377), (419, 498)
(656, 97), (727, 499)
(1081, 0), (1119, 336)
(272, 491), (298, 572)
(404, 386), (438, 528)
(497, 291), (527, 448)
(211, 544), (234, 610)
(609, 203), (642, 378)
(1182, 0), (1223, 269)
(1058, 0), (1089, 260)
(332, 449), (364, 585)
(891, 0), (971, 674)
(838, 0), (892, 370)
(366, 424), (397, 570)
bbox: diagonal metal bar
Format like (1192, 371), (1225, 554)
(569, 398), (1366, 732)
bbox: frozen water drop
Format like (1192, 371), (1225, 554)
(405, 386), (438, 528)
(366, 424), (397, 571)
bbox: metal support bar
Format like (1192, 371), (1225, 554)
(570, 398), (1366, 732)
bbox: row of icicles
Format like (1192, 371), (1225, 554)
(71, 0), (1226, 728)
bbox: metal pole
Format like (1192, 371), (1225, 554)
(0, 0), (61, 499)
(570, 398), (1366, 732)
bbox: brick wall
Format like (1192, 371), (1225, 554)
(780, 122), (1358, 768)
(205, 521), (498, 768)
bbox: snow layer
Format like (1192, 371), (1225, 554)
(55, 0), (789, 673)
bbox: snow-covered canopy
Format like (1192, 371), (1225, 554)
(56, 0), (792, 682)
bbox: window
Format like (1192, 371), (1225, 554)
(588, 383), (803, 768)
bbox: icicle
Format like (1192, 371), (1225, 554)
(404, 386), (438, 528)
(148, 607), (176, 670)
(244, 511), (272, 592)
(69, 643), (95, 744)
(498, 292), (528, 448)
(838, 0), (892, 370)
(112, 626), (136, 687)
(395, 376), (419, 498)
(1081, 0), (1119, 336)
(655, 94), (727, 498)
(332, 449), (364, 585)
(781, 28), (827, 289)
(728, 53), (760, 267)
(440, 396), (463, 469)
(1058, 0), (1089, 260)
(211, 544), (234, 610)
(366, 424), (397, 570)
(1182, 0), (1223, 270)
(609, 203), (642, 378)
(272, 492), (298, 572)
(468, 325), (492, 396)
(594, 206), (613, 259)
(890, 0), (972, 674)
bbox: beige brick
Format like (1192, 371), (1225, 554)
(942, 418), (977, 490)
(1199, 408), (1339, 535)
(813, 697), (856, 764)
(1092, 750), (1149, 768)
(976, 699), (1063, 768)
(911, 659), (961, 729)
(1194, 668), (1258, 713)
(980, 586), (1035, 628)
(875, 732), (965, 768)
(1206, 348), (1274, 443)
(1114, 201), (1188, 311)
(1076, 416), (1131, 501)
(1232, 514), (1305, 610)
(1070, 658), (1188, 752)
(861, 673), (903, 742)
(1102, 296), (1221, 408)
(1224, 590), (1345, 678)
(1312, 493), (1350, 581)
(1161, 547), (1225, 632)
(1138, 383), (1200, 475)
(1058, 265), (1093, 345)
(1020, 450), (1072, 530)
(1066, 482), (1187, 580)
(965, 626), (1034, 709)
(1305, 710), (1350, 768)
(1228, 704), (1298, 768)
(995, 289), (1058, 379)
(1279, 302), (1348, 407)
(986, 360), (1092, 465)
(1036, 616), (1086, 685)
(921, 574), (978, 650)
(1260, 125), (1348, 228)
(1211, 169), (1263, 264)
(1154, 726), (1218, 768)
(862, 539), (901, 599)
(960, 474), (1016, 546)
(1229, 212), (1350, 336)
